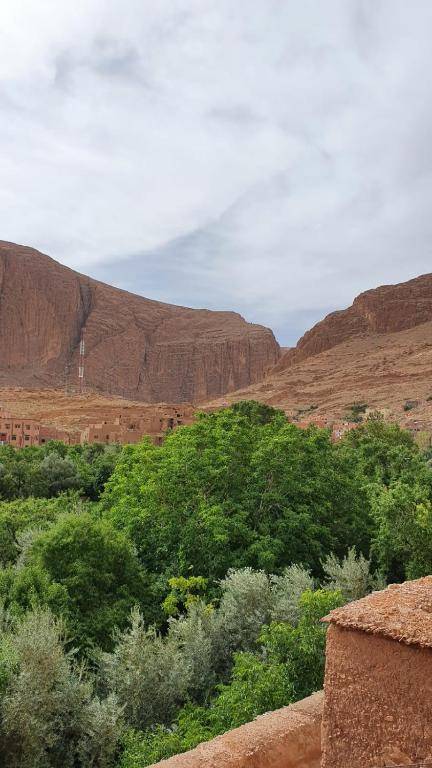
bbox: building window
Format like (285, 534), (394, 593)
(25, 425), (30, 430)
(24, 435), (30, 441)
(11, 435), (16, 440)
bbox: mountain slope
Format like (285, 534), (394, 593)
(0, 241), (280, 402)
(205, 274), (432, 425)
(274, 273), (432, 371)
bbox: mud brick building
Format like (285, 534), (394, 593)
(321, 577), (432, 767)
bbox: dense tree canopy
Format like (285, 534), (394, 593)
(102, 405), (372, 595)
(0, 403), (430, 766)
(0, 442), (121, 501)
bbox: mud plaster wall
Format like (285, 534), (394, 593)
(147, 691), (322, 768)
(321, 624), (432, 767)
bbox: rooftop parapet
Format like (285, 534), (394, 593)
(146, 691), (323, 768)
(322, 576), (432, 648)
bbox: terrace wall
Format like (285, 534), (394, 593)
(147, 691), (323, 768)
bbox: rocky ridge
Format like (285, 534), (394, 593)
(205, 273), (432, 426)
(0, 241), (280, 403)
(274, 273), (432, 371)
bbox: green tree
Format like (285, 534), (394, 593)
(372, 481), (432, 580)
(100, 608), (191, 729)
(339, 416), (426, 487)
(13, 514), (149, 650)
(321, 547), (384, 602)
(103, 404), (372, 599)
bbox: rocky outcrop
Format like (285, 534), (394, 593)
(204, 272), (432, 425)
(274, 272), (432, 371)
(0, 241), (280, 402)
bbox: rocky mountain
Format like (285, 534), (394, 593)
(274, 273), (432, 371)
(0, 241), (280, 402)
(205, 273), (432, 425)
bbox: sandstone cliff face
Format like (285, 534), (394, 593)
(204, 272), (432, 426)
(274, 272), (432, 371)
(0, 241), (280, 402)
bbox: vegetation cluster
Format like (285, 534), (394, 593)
(0, 401), (430, 766)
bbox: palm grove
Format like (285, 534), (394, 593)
(0, 401), (430, 767)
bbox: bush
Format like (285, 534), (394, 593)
(3, 513), (149, 651)
(215, 568), (272, 657)
(270, 564), (315, 624)
(167, 600), (217, 702)
(100, 608), (191, 729)
(321, 547), (384, 602)
(404, 400), (418, 412)
(0, 609), (122, 768)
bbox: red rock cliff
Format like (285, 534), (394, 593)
(273, 272), (432, 371)
(0, 241), (280, 402)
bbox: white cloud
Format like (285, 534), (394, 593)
(1, 0), (432, 343)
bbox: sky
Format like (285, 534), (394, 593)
(1, 1), (432, 345)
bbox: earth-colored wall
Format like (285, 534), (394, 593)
(321, 624), (432, 767)
(147, 691), (323, 768)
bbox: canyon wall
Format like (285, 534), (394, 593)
(0, 241), (280, 402)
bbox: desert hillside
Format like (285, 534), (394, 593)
(0, 241), (279, 403)
(0, 386), (194, 432)
(275, 272), (432, 370)
(205, 274), (432, 427)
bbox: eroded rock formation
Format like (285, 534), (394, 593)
(0, 241), (280, 402)
(204, 272), (432, 425)
(274, 272), (432, 371)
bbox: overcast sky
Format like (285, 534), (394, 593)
(1, 1), (432, 344)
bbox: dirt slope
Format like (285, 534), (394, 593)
(205, 275), (432, 426)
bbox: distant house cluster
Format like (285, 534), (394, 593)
(0, 406), (194, 449)
(296, 412), (432, 447)
(295, 415), (358, 441)
(80, 408), (194, 447)
(0, 409), (77, 447)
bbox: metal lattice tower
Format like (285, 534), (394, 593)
(78, 330), (85, 394)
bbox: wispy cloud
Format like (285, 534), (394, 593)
(1, 0), (432, 343)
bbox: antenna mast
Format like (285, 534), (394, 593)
(78, 330), (85, 394)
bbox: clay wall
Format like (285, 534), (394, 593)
(80, 407), (194, 446)
(321, 624), (432, 767)
(146, 691), (323, 768)
(0, 404), (194, 449)
(0, 415), (41, 447)
(39, 425), (80, 445)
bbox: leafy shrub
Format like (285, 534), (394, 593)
(270, 564), (315, 624)
(321, 547), (384, 602)
(0, 609), (122, 768)
(0, 513), (149, 651)
(100, 608), (191, 729)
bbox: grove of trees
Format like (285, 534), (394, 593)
(0, 402), (430, 766)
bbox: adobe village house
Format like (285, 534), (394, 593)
(149, 577), (432, 768)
